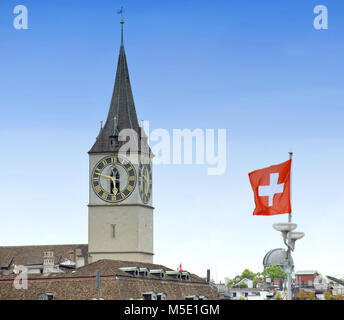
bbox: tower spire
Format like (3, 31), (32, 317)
(89, 11), (146, 154)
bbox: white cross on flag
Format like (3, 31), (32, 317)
(248, 160), (292, 216)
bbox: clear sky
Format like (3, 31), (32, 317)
(0, 0), (343, 282)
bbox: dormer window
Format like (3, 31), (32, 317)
(109, 135), (118, 149)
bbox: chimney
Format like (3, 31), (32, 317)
(207, 269), (211, 283)
(43, 250), (55, 275)
(75, 249), (85, 268)
(69, 250), (75, 262)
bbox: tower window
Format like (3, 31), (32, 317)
(111, 224), (116, 238)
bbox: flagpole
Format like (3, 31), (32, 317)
(288, 152), (293, 223)
(287, 151), (293, 300)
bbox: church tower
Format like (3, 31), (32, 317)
(88, 20), (154, 264)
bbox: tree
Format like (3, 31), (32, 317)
(227, 269), (263, 289)
(263, 264), (286, 281)
(227, 279), (236, 288)
(240, 269), (256, 280)
(227, 269), (257, 288)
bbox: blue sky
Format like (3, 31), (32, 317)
(0, 0), (343, 281)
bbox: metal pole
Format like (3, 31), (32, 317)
(287, 246), (292, 300)
(288, 152), (293, 224)
(287, 152), (293, 300)
(96, 270), (100, 299)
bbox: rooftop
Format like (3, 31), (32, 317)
(295, 270), (319, 275)
(0, 259), (216, 300)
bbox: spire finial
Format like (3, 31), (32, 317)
(117, 6), (125, 45)
(100, 120), (103, 129)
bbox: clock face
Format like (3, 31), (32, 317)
(138, 161), (152, 204)
(91, 155), (137, 203)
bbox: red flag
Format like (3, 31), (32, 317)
(248, 160), (291, 216)
(179, 263), (182, 272)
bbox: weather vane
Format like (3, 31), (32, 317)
(117, 6), (125, 22)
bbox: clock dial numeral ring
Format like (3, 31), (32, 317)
(138, 161), (152, 204)
(91, 155), (137, 203)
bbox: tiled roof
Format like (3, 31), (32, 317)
(326, 275), (344, 286)
(0, 276), (217, 300)
(295, 270), (318, 275)
(0, 259), (216, 300)
(0, 244), (88, 268)
(0, 259), (206, 283)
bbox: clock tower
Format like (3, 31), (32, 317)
(88, 20), (154, 264)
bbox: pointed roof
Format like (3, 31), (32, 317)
(89, 22), (145, 154)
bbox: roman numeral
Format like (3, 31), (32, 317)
(95, 167), (102, 173)
(94, 185), (102, 193)
(101, 192), (108, 200)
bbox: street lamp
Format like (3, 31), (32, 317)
(289, 232), (305, 251)
(272, 223), (297, 232)
(272, 222), (305, 300)
(273, 223), (297, 243)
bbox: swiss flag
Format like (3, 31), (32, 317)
(248, 160), (291, 216)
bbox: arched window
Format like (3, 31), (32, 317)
(110, 167), (120, 194)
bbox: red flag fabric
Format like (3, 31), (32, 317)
(248, 160), (291, 216)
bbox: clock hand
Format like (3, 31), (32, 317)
(96, 173), (113, 180)
(110, 177), (118, 195)
(96, 173), (118, 195)
(142, 175), (151, 183)
(141, 173), (149, 195)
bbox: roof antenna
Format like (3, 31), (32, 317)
(117, 6), (125, 45)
